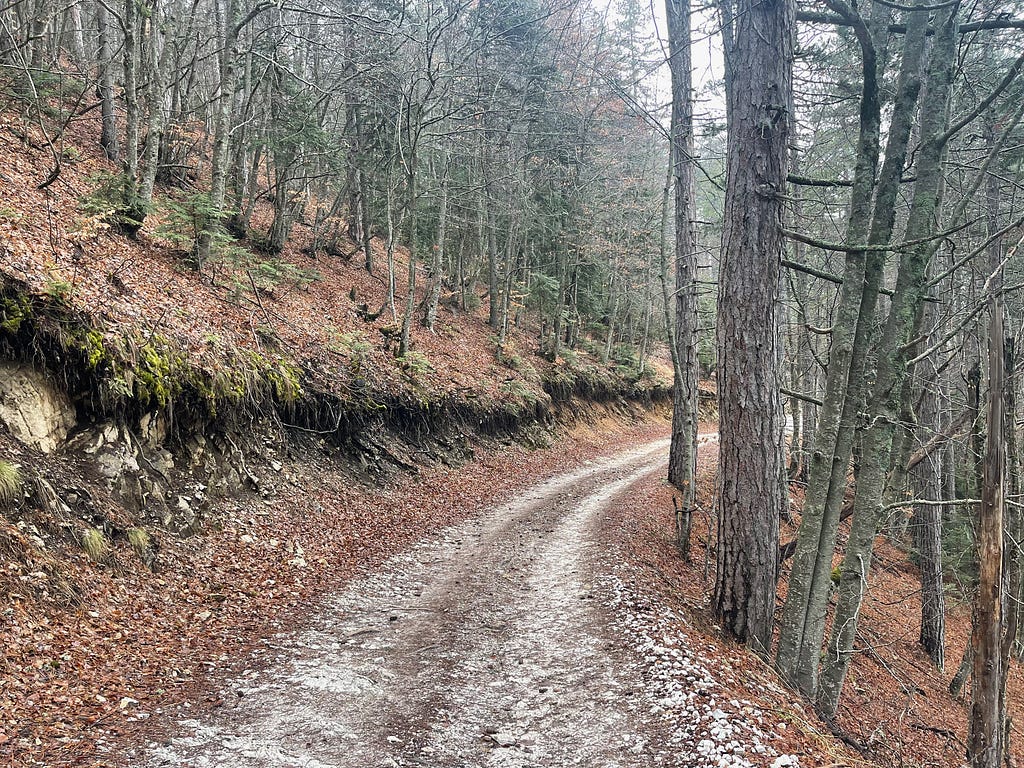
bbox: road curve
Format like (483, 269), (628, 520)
(132, 440), (674, 768)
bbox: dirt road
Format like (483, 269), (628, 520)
(131, 437), (795, 768)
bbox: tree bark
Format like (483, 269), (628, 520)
(665, 0), (700, 556)
(122, 0), (142, 224)
(967, 117), (1013, 768)
(712, 0), (792, 657)
(968, 267), (1006, 768)
(140, 0), (170, 210)
(816, 5), (959, 719)
(776, 2), (888, 694)
(778, 5), (929, 697)
(910, 361), (946, 670)
(197, 0), (240, 265)
(96, 2), (119, 163)
(424, 153), (450, 332)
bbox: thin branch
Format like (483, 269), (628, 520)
(781, 386), (823, 406)
(783, 218), (975, 253)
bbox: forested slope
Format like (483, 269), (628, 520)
(0, 59), (677, 765)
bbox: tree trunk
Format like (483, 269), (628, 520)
(197, 0), (240, 266)
(66, 1), (85, 69)
(424, 154), (450, 332)
(122, 0), (142, 225)
(910, 356), (946, 669)
(968, 274), (1006, 768)
(777, 6), (928, 697)
(399, 153), (419, 357)
(775, 4), (886, 694)
(816, 6), (959, 719)
(96, 2), (119, 163)
(140, 0), (170, 210)
(968, 118), (1012, 768)
(359, 169), (373, 274)
(665, 0), (701, 557)
(712, 0), (792, 657)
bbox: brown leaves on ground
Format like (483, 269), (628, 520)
(602, 435), (1023, 768)
(0, 415), (670, 768)
(0, 100), (669, 412)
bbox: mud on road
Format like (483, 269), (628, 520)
(130, 438), (798, 768)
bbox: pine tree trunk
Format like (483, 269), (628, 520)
(712, 0), (792, 657)
(969, 282), (1006, 768)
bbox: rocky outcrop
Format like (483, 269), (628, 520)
(0, 363), (76, 453)
(66, 419), (254, 535)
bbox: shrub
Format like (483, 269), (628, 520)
(78, 172), (145, 235)
(155, 193), (321, 291)
(154, 192), (235, 268)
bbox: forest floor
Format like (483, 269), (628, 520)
(118, 432), (820, 768)
(9, 409), (1022, 768)
(103, 422), (1024, 768)
(3, 80), (1021, 768)
(613, 447), (1024, 768)
(2, 414), (672, 768)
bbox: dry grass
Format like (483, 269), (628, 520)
(80, 527), (109, 561)
(0, 460), (22, 504)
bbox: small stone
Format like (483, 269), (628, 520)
(488, 732), (516, 748)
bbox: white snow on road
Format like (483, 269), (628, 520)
(603, 574), (800, 768)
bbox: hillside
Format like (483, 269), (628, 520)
(610, 448), (1024, 768)
(0, 82), (675, 767)
(2, 42), (1021, 768)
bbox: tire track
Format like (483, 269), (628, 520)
(132, 440), (675, 768)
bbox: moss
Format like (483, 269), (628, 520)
(135, 341), (179, 408)
(0, 294), (32, 334)
(69, 328), (109, 370)
(1, 282), (309, 428)
(267, 360), (302, 402)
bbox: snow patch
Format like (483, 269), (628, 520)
(602, 574), (800, 768)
